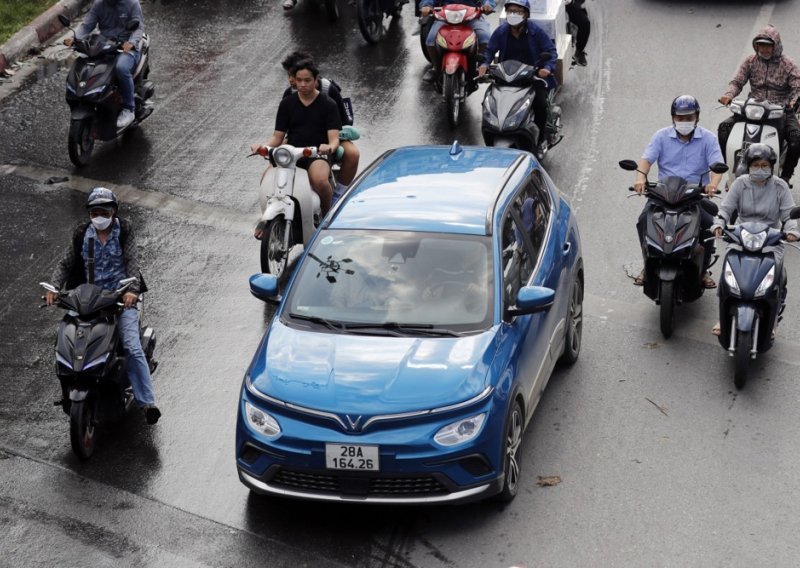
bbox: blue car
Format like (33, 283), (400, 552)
(237, 144), (583, 504)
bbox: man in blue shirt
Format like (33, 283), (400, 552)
(478, 0), (557, 148)
(632, 95), (724, 287)
(46, 188), (160, 424)
(64, 0), (146, 129)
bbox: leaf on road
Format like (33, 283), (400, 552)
(45, 176), (69, 184)
(536, 475), (562, 487)
(645, 397), (669, 416)
(642, 342), (660, 349)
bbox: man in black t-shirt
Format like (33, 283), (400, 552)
(252, 60), (341, 214)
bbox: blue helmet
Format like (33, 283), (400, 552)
(671, 95), (700, 119)
(505, 0), (530, 14)
(86, 187), (118, 211)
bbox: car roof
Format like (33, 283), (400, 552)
(328, 145), (531, 235)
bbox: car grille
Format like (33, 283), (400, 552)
(272, 468), (449, 497)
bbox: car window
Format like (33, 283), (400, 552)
(511, 170), (551, 258)
(284, 230), (494, 332)
(500, 211), (534, 319)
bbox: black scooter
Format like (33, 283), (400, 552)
(40, 277), (157, 460)
(480, 56), (563, 159)
(716, 207), (800, 389)
(58, 15), (155, 167)
(619, 160), (728, 338)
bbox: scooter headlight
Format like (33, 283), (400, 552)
(755, 265), (776, 297)
(744, 105), (765, 121)
(272, 147), (293, 167)
(244, 401), (281, 438)
(434, 413), (486, 447)
(724, 261), (740, 295)
(768, 108), (785, 119)
(741, 228), (768, 251)
(84, 352), (109, 370)
(483, 93), (499, 128)
(84, 85), (106, 96)
(502, 98), (531, 130)
(444, 8), (467, 24)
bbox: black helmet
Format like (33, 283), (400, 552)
(671, 95), (700, 119)
(86, 187), (118, 211)
(743, 143), (777, 168)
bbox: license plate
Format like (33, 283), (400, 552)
(325, 443), (379, 471)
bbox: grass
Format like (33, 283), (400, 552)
(0, 0), (59, 45)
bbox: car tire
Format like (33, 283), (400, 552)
(559, 273), (583, 365)
(494, 399), (524, 503)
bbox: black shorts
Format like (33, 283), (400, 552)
(297, 155), (329, 170)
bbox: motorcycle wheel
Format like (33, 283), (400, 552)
(734, 330), (752, 390)
(659, 280), (674, 339)
(261, 215), (294, 278)
(69, 400), (96, 460)
(325, 0), (340, 21)
(67, 117), (94, 167)
(444, 69), (464, 128)
(357, 0), (384, 44)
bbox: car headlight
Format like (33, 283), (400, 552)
(724, 261), (740, 294)
(503, 98), (531, 130)
(755, 265), (775, 297)
(741, 228), (767, 251)
(444, 8), (467, 24)
(744, 104), (765, 121)
(244, 401), (281, 438)
(434, 413), (486, 447)
(272, 147), (293, 167)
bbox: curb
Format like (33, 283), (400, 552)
(0, 0), (90, 73)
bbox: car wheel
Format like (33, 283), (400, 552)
(494, 399), (524, 503)
(559, 274), (583, 365)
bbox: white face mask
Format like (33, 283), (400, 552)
(507, 13), (525, 26)
(91, 216), (113, 231)
(749, 166), (772, 182)
(673, 121), (696, 136)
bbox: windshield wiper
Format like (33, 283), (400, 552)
(287, 313), (347, 332)
(342, 322), (463, 337)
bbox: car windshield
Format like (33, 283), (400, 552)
(284, 230), (494, 333)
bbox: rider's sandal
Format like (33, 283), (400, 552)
(633, 270), (645, 286)
(282, 0), (297, 9)
(702, 272), (717, 289)
(711, 322), (721, 336)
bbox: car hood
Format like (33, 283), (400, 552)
(248, 320), (498, 415)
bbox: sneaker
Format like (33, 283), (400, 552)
(116, 108), (135, 129)
(283, 0), (297, 9)
(143, 405), (161, 425)
(422, 66), (439, 82)
(575, 51), (587, 66)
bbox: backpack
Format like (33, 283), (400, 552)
(320, 76), (354, 126)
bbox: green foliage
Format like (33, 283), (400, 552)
(0, 0), (59, 45)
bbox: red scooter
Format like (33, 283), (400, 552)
(430, 4), (483, 128)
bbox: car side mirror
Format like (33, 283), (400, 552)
(249, 274), (281, 304)
(507, 286), (554, 317)
(126, 19), (140, 31)
(709, 162), (729, 174)
(618, 159), (638, 171)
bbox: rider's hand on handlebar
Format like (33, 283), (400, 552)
(478, 65), (488, 77)
(719, 95), (732, 106)
(714, 227), (723, 238)
(122, 41), (134, 53)
(705, 183), (719, 196)
(787, 233), (799, 242)
(481, 3), (493, 13)
(63, 37), (74, 47)
(45, 291), (58, 306)
(319, 143), (335, 156)
(122, 292), (138, 309)
(420, 6), (432, 16)
(537, 68), (551, 79)
(633, 179), (646, 194)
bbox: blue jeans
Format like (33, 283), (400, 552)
(426, 15), (491, 46)
(119, 307), (155, 406)
(115, 49), (141, 111)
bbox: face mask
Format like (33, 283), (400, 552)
(749, 167), (772, 182)
(91, 216), (113, 231)
(507, 14), (525, 26)
(673, 121), (696, 136)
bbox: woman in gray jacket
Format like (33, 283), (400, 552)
(711, 143), (799, 334)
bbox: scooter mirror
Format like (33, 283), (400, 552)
(618, 159), (638, 171)
(58, 14), (71, 27)
(126, 19), (140, 31)
(709, 162), (729, 174)
(789, 206), (800, 220)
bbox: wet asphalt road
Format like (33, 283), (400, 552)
(3, 0), (800, 566)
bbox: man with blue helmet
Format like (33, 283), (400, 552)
(631, 95), (724, 288)
(478, 0), (558, 151)
(46, 187), (161, 424)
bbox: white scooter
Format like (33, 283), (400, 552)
(723, 98), (787, 189)
(251, 144), (335, 279)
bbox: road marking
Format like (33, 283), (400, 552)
(0, 162), (255, 236)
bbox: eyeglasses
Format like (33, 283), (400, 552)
(506, 8), (526, 14)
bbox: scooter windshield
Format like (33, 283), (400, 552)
(650, 176), (701, 206)
(61, 283), (119, 318)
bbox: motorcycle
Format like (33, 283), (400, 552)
(480, 57), (563, 160)
(716, 207), (800, 389)
(250, 144), (338, 278)
(357, 0), (409, 44)
(40, 277), (157, 460)
(58, 15), (155, 167)
(619, 159), (728, 338)
(722, 98), (787, 189)
(421, 4), (484, 128)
